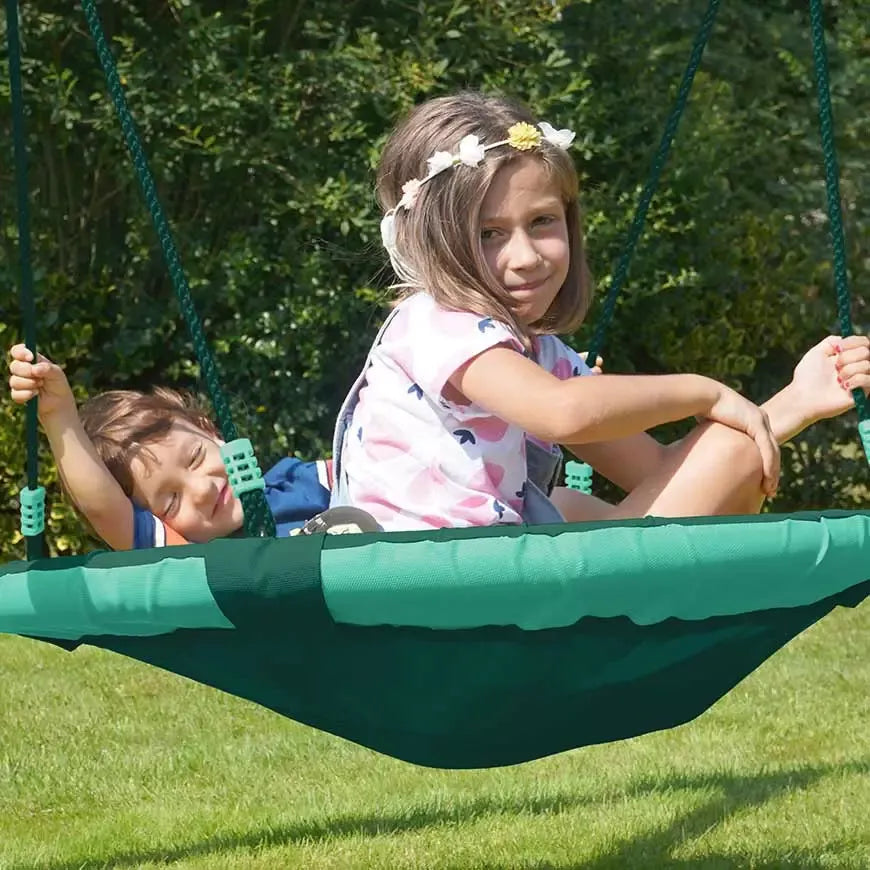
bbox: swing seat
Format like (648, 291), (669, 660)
(2, 510), (867, 769)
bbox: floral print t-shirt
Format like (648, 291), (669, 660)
(340, 293), (592, 531)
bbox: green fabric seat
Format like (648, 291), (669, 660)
(2, 512), (867, 768)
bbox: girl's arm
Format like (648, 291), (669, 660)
(451, 345), (780, 496)
(8, 345), (134, 550)
(566, 352), (670, 492)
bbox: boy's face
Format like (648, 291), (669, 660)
(129, 420), (245, 543)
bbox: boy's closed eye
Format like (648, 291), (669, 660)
(160, 492), (179, 519)
(157, 443), (204, 516)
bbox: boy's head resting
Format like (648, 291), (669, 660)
(79, 388), (244, 543)
(378, 91), (592, 340)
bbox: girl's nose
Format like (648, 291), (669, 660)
(506, 231), (540, 271)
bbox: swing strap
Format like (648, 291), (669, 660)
(808, 0), (870, 460)
(78, 0), (276, 536)
(569, 0), (721, 495)
(586, 0), (721, 361)
(5, 0), (45, 558)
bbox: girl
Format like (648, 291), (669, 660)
(331, 91), (870, 531)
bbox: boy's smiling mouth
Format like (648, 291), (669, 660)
(213, 482), (231, 517)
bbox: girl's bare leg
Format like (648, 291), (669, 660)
(551, 334), (870, 524)
(552, 420), (765, 523)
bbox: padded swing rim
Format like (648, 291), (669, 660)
(1, 509), (867, 641)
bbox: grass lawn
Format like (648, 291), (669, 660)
(0, 601), (867, 870)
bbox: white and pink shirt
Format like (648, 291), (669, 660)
(338, 293), (592, 531)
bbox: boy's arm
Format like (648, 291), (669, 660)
(43, 411), (135, 550)
(8, 345), (134, 550)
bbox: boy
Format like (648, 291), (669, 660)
(6, 343), (369, 549)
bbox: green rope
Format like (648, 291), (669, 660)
(587, 0), (721, 362)
(5, 0), (44, 559)
(569, 0), (720, 496)
(808, 0), (870, 450)
(78, 0), (275, 536)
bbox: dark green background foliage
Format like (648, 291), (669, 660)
(1, 0), (867, 558)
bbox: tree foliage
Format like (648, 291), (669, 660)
(1, 0), (867, 558)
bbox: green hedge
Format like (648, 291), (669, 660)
(1, 0), (867, 558)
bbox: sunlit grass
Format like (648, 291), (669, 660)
(1, 601), (867, 869)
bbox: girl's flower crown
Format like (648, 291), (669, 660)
(380, 120), (575, 265)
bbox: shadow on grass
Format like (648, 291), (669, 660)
(15, 758), (869, 870)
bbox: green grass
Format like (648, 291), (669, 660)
(1, 602), (867, 870)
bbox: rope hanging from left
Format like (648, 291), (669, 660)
(5, 0), (46, 559)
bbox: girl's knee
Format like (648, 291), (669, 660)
(712, 424), (766, 488)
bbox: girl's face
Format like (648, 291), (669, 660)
(129, 420), (245, 543)
(479, 156), (570, 325)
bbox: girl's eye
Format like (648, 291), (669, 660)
(480, 227), (499, 242)
(162, 493), (178, 518)
(532, 214), (555, 228)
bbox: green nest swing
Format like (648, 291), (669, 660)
(2, 0), (867, 770)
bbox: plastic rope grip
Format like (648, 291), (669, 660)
(858, 420), (870, 466)
(20, 485), (45, 537)
(565, 460), (593, 495)
(220, 439), (265, 497)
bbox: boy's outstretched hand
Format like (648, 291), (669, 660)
(7, 344), (76, 421)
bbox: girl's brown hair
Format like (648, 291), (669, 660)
(377, 91), (592, 342)
(78, 387), (217, 496)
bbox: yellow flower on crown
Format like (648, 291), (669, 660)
(507, 122), (542, 151)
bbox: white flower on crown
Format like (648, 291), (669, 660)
(386, 119), (576, 225)
(538, 122), (575, 149)
(398, 178), (423, 209)
(380, 211), (397, 249)
(458, 134), (486, 167)
(426, 150), (456, 175)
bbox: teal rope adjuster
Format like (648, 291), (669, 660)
(858, 419), (870, 466)
(565, 460), (593, 495)
(220, 439), (265, 497)
(19, 485), (46, 537)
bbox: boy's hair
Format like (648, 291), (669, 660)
(78, 387), (218, 497)
(377, 91), (592, 341)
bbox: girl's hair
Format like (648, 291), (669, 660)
(377, 91), (592, 341)
(78, 387), (218, 497)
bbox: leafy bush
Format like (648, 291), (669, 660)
(1, 0), (867, 558)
